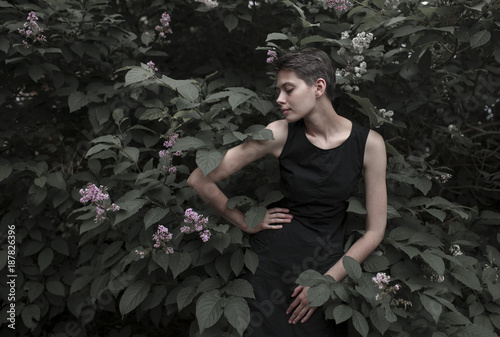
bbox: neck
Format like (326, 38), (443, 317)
(303, 99), (345, 137)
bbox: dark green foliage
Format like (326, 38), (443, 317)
(0, 0), (499, 336)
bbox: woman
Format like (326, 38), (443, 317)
(187, 48), (387, 336)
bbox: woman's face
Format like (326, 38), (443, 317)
(276, 69), (317, 122)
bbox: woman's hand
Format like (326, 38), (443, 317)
(286, 285), (317, 324)
(246, 207), (292, 234)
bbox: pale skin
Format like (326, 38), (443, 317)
(187, 69), (387, 325)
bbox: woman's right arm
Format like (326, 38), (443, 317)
(187, 120), (291, 234)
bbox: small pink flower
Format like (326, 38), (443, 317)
(266, 50), (277, 64)
(147, 61), (158, 72)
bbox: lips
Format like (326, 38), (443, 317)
(281, 108), (290, 115)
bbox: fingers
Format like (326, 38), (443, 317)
(286, 286), (316, 324)
(291, 286), (304, 298)
(267, 208), (293, 224)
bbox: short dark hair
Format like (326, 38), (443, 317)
(274, 48), (336, 101)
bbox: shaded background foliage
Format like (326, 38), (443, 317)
(0, 0), (499, 337)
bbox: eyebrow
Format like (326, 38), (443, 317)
(277, 81), (295, 89)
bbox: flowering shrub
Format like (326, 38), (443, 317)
(18, 11), (46, 48)
(1, 1), (499, 337)
(79, 183), (120, 222)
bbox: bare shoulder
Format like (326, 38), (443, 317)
(364, 130), (386, 169)
(266, 119), (288, 141)
(265, 119), (288, 158)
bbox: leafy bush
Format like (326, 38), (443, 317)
(0, 0), (499, 336)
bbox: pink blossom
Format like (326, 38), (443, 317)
(168, 166), (177, 174)
(155, 12), (173, 42)
(147, 61), (158, 72)
(152, 225), (173, 250)
(18, 11), (46, 48)
(182, 208), (211, 242)
(266, 50), (278, 64)
(79, 183), (120, 222)
(200, 230), (211, 242)
(372, 272), (391, 289)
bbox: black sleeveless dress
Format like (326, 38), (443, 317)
(244, 119), (369, 337)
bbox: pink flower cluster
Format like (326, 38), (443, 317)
(159, 133), (182, 172)
(181, 208), (211, 242)
(325, 0), (353, 11)
(152, 225), (174, 254)
(79, 183), (120, 222)
(18, 11), (47, 48)
(155, 12), (173, 41)
(372, 272), (408, 307)
(147, 61), (158, 72)
(266, 50), (278, 64)
(372, 272), (391, 290)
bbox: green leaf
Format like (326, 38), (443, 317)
(227, 195), (254, 209)
(21, 304), (41, 329)
(352, 310), (369, 337)
(347, 93), (384, 128)
(347, 197), (366, 214)
(225, 279), (254, 298)
(197, 278), (222, 294)
(333, 304), (353, 324)
(300, 35), (328, 46)
(68, 91), (90, 112)
(85, 143), (114, 158)
(224, 296), (250, 336)
(125, 67), (153, 86)
(121, 146), (140, 162)
(260, 190), (284, 206)
(420, 251), (445, 276)
(458, 323), (498, 337)
(224, 14), (238, 32)
(470, 30), (491, 49)
(196, 290), (224, 334)
(307, 283), (330, 307)
(452, 267), (482, 291)
(211, 231), (232, 254)
(370, 306), (391, 335)
(392, 25), (427, 38)
(0, 164), (12, 182)
(144, 208), (170, 229)
(420, 294), (442, 323)
(152, 252), (169, 273)
(119, 279), (150, 315)
(296, 269), (334, 287)
(47, 280), (65, 296)
(26, 281), (44, 302)
(169, 252), (192, 278)
(177, 286), (197, 311)
(113, 199), (148, 226)
(487, 282), (500, 301)
(245, 205), (267, 229)
(29, 64), (43, 82)
(425, 208), (446, 222)
(343, 256), (362, 281)
(230, 249), (245, 276)
(244, 249), (259, 274)
(38, 247), (54, 272)
(176, 80), (199, 102)
(266, 32), (289, 42)
(196, 148), (224, 176)
(171, 136), (207, 151)
(70, 275), (92, 294)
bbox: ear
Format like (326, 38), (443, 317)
(314, 78), (327, 98)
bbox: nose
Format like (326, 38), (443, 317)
(276, 91), (285, 105)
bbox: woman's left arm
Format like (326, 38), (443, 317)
(287, 130), (387, 324)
